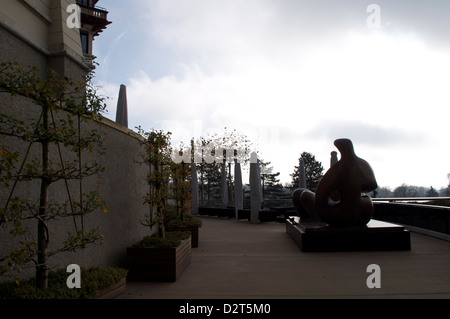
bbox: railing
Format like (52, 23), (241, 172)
(78, 3), (109, 20)
(372, 197), (450, 202)
(372, 197), (450, 208)
(373, 201), (450, 235)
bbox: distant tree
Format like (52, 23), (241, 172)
(426, 186), (439, 197)
(417, 186), (427, 197)
(260, 160), (284, 199)
(290, 152), (324, 192)
(193, 128), (256, 206)
(203, 162), (222, 203)
(439, 187), (449, 197)
(393, 184), (424, 197)
(375, 186), (393, 198)
(393, 184), (409, 197)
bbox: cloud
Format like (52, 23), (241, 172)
(98, 28), (450, 160)
(304, 120), (427, 147)
(95, 0), (450, 189)
(142, 0), (450, 70)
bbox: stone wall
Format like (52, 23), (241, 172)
(0, 99), (151, 282)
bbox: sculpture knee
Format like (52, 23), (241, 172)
(292, 188), (318, 221)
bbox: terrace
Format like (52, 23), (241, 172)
(117, 214), (450, 299)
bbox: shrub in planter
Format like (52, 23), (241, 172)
(0, 267), (127, 299)
(127, 231), (191, 282)
(167, 215), (203, 228)
(132, 231), (191, 249)
(166, 216), (202, 248)
(130, 130), (195, 282)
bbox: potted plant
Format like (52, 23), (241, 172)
(165, 157), (202, 247)
(166, 213), (202, 248)
(0, 267), (128, 299)
(126, 231), (191, 282)
(126, 129), (191, 282)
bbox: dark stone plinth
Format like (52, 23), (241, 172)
(286, 217), (411, 252)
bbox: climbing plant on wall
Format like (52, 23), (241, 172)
(136, 127), (173, 239)
(0, 61), (107, 290)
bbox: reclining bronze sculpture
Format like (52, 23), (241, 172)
(293, 138), (378, 227)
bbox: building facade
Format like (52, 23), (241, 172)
(77, 0), (111, 57)
(0, 0), (110, 80)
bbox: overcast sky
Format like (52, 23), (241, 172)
(93, 0), (450, 190)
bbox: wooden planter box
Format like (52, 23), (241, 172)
(166, 226), (199, 248)
(126, 237), (191, 282)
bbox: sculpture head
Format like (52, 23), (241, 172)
(333, 138), (354, 159)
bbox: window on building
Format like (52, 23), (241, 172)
(76, 0), (90, 6)
(80, 31), (89, 54)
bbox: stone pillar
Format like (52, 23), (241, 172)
(330, 151), (338, 167)
(116, 84), (128, 127)
(299, 157), (306, 188)
(250, 152), (261, 223)
(234, 159), (243, 219)
(221, 163), (228, 207)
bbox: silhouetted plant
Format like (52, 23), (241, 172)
(192, 128), (255, 205)
(136, 127), (172, 239)
(170, 142), (194, 221)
